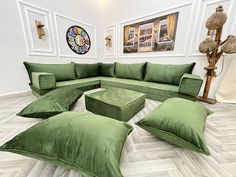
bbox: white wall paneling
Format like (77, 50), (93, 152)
(189, 0), (232, 57)
(54, 13), (97, 59)
(117, 2), (193, 58)
(104, 24), (117, 58)
(17, 0), (56, 56)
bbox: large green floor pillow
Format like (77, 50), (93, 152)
(0, 112), (133, 177)
(17, 87), (83, 118)
(73, 63), (100, 79)
(136, 98), (212, 155)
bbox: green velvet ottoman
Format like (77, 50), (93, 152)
(85, 88), (146, 122)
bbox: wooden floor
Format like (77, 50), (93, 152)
(0, 89), (236, 177)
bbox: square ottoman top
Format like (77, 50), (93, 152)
(85, 88), (145, 122)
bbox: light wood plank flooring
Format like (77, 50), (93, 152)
(0, 89), (236, 177)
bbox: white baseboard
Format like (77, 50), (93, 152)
(0, 90), (31, 99)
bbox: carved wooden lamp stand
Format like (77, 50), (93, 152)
(197, 5), (236, 104)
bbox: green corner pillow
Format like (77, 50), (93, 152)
(115, 63), (146, 80)
(0, 112), (133, 177)
(23, 62), (76, 83)
(73, 63), (100, 79)
(17, 87), (83, 118)
(100, 63), (115, 77)
(144, 62), (196, 85)
(136, 98), (212, 155)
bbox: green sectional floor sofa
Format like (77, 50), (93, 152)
(24, 61), (203, 101)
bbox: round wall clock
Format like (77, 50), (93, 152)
(66, 25), (91, 55)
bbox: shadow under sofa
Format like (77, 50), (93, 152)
(24, 62), (203, 101)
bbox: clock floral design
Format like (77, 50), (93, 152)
(66, 25), (91, 55)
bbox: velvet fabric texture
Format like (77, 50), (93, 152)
(32, 72), (56, 90)
(73, 63), (100, 79)
(17, 87), (83, 118)
(115, 63), (146, 80)
(24, 62), (76, 83)
(144, 62), (196, 85)
(99, 63), (115, 77)
(136, 98), (212, 155)
(0, 112), (133, 177)
(85, 88), (145, 122)
(179, 73), (203, 96)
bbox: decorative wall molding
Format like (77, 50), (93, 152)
(54, 13), (97, 59)
(17, 0), (56, 56)
(189, 0), (232, 57)
(104, 24), (117, 58)
(117, 2), (193, 58)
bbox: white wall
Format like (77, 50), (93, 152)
(0, 0), (235, 99)
(0, 0), (102, 96)
(101, 0), (236, 99)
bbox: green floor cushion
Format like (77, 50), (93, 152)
(136, 98), (212, 155)
(85, 88), (145, 122)
(73, 63), (99, 79)
(100, 63), (115, 77)
(115, 63), (146, 80)
(24, 62), (76, 83)
(17, 87), (83, 118)
(0, 112), (133, 177)
(32, 72), (56, 90)
(144, 62), (196, 85)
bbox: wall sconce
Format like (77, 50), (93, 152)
(35, 20), (46, 40)
(105, 35), (112, 47)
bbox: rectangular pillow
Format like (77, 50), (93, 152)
(0, 112), (133, 177)
(136, 98), (212, 155)
(115, 63), (146, 80)
(99, 63), (115, 77)
(32, 72), (56, 90)
(17, 87), (83, 118)
(144, 62), (196, 85)
(24, 62), (76, 83)
(73, 63), (100, 78)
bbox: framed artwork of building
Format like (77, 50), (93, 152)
(123, 12), (179, 53)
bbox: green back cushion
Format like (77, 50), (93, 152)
(100, 63), (115, 77)
(115, 63), (146, 80)
(74, 63), (100, 78)
(17, 87), (83, 118)
(144, 62), (196, 85)
(24, 62), (76, 83)
(136, 98), (212, 155)
(0, 112), (133, 177)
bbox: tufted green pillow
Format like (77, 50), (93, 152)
(23, 62), (76, 83)
(100, 63), (115, 77)
(144, 62), (196, 85)
(136, 98), (212, 155)
(73, 63), (100, 79)
(0, 112), (133, 177)
(115, 63), (146, 80)
(17, 87), (83, 118)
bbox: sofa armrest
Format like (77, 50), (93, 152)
(179, 73), (203, 97)
(32, 72), (56, 90)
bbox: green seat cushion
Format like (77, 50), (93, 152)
(136, 98), (212, 155)
(144, 62), (196, 85)
(24, 62), (76, 83)
(115, 63), (146, 80)
(100, 63), (115, 77)
(0, 112), (133, 177)
(17, 87), (83, 118)
(85, 88), (145, 122)
(73, 63), (99, 78)
(32, 72), (56, 90)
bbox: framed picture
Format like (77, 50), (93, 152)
(17, 0), (56, 56)
(54, 13), (97, 58)
(104, 24), (117, 58)
(123, 12), (179, 54)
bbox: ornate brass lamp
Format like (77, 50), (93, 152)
(197, 5), (236, 104)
